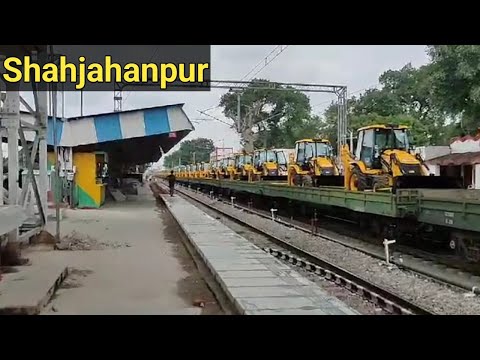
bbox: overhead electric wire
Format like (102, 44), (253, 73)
(196, 110), (234, 127)
(198, 45), (290, 115)
(240, 45), (290, 81)
(121, 46), (160, 107)
(311, 82), (380, 110)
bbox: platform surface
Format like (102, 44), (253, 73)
(24, 186), (222, 315)
(161, 193), (358, 315)
(0, 205), (27, 236)
(0, 263), (68, 315)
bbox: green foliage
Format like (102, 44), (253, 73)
(163, 138), (214, 168)
(427, 45), (480, 135)
(353, 114), (430, 146)
(321, 105), (426, 149)
(217, 66), (458, 152)
(212, 46), (480, 153)
(219, 79), (317, 149)
(320, 61), (456, 148)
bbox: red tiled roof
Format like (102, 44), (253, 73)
(451, 133), (480, 143)
(428, 152), (480, 166)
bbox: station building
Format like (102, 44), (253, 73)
(417, 132), (480, 189)
(35, 104), (193, 208)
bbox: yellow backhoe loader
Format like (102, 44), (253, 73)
(341, 124), (462, 193)
(216, 157), (234, 179)
(192, 163), (200, 178)
(215, 159), (226, 179)
(229, 153), (243, 180)
(274, 149), (294, 177)
(197, 163), (203, 178)
(176, 165), (185, 178)
(231, 153), (242, 180)
(187, 164), (195, 178)
(288, 139), (344, 187)
(207, 161), (217, 179)
(252, 148), (288, 181)
(232, 152), (256, 181)
(225, 155), (236, 179)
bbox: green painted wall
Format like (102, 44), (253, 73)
(76, 185), (99, 209)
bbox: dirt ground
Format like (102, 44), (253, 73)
(31, 186), (224, 315)
(154, 196), (225, 315)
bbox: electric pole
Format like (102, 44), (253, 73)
(237, 92), (241, 131)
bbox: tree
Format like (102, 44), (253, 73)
(215, 51), (480, 153)
(427, 45), (480, 136)
(320, 61), (453, 148)
(163, 138), (215, 168)
(274, 114), (323, 148)
(379, 63), (450, 144)
(352, 88), (403, 117)
(321, 102), (429, 150)
(318, 98), (359, 149)
(219, 79), (314, 151)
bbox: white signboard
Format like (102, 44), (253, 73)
(210, 147), (234, 162)
(58, 147), (73, 171)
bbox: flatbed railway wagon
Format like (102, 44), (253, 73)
(174, 177), (480, 262)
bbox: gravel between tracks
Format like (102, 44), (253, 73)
(184, 189), (480, 315)
(185, 199), (384, 315)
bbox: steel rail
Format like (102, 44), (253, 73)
(169, 182), (434, 315)
(176, 179), (479, 295)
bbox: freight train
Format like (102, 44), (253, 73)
(160, 125), (480, 262)
(172, 125), (462, 194)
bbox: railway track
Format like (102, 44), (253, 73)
(178, 181), (480, 296)
(165, 181), (434, 315)
(264, 204), (480, 278)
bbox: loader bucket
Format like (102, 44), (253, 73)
(393, 175), (463, 193)
(262, 175), (288, 181)
(315, 176), (345, 187)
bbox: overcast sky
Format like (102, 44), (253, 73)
(9, 45), (430, 165)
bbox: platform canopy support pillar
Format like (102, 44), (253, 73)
(2, 85), (20, 242)
(0, 45), (50, 246)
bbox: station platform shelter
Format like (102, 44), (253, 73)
(40, 104), (193, 209)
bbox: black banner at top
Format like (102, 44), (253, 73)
(0, 45), (211, 92)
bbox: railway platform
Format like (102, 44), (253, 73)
(1, 186), (223, 315)
(160, 192), (358, 315)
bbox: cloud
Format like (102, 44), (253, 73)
(8, 46), (430, 165)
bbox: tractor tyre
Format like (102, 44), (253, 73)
(349, 167), (367, 191)
(372, 175), (390, 192)
(302, 175), (313, 187)
(293, 174), (303, 187)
